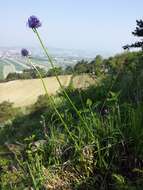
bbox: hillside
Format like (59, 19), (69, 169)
(0, 74), (95, 107)
(0, 57), (49, 79)
(1, 50), (143, 189)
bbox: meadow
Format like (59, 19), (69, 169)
(0, 74), (94, 107)
(0, 16), (143, 190)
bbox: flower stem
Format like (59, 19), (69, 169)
(27, 58), (78, 147)
(33, 29), (93, 138)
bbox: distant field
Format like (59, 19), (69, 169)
(0, 57), (49, 79)
(0, 75), (95, 107)
(0, 64), (3, 80)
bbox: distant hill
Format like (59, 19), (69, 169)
(0, 47), (100, 79)
(0, 57), (50, 79)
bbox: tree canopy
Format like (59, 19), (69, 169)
(123, 19), (143, 50)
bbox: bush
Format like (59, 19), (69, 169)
(47, 67), (63, 76)
(0, 101), (19, 123)
(6, 67), (47, 81)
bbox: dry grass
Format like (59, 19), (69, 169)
(0, 74), (95, 107)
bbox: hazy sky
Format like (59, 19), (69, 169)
(0, 0), (143, 54)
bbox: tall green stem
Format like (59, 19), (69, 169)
(33, 29), (93, 138)
(27, 58), (78, 146)
(100, 68), (122, 114)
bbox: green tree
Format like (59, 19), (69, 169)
(23, 67), (47, 78)
(47, 67), (63, 76)
(123, 19), (143, 50)
(88, 55), (103, 75)
(65, 66), (73, 74)
(74, 59), (88, 74)
(6, 67), (47, 81)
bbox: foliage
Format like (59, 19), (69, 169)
(123, 19), (143, 50)
(2, 18), (143, 189)
(72, 55), (105, 76)
(65, 65), (73, 74)
(1, 51), (143, 189)
(47, 66), (63, 76)
(1, 95), (143, 189)
(0, 101), (19, 123)
(6, 67), (47, 81)
(73, 59), (89, 74)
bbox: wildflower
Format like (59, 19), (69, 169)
(28, 16), (41, 29)
(21, 49), (29, 57)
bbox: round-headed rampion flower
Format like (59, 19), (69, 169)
(21, 49), (29, 57)
(28, 16), (42, 29)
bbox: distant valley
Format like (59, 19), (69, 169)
(0, 47), (97, 80)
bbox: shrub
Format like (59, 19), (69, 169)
(0, 101), (19, 123)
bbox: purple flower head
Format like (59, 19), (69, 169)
(21, 49), (29, 57)
(28, 16), (42, 29)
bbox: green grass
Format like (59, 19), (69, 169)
(1, 83), (143, 189)
(1, 50), (143, 189)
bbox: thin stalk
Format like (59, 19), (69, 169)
(27, 58), (78, 147)
(100, 68), (122, 114)
(27, 162), (39, 190)
(33, 29), (93, 138)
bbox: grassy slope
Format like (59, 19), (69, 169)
(1, 52), (143, 189)
(0, 74), (95, 107)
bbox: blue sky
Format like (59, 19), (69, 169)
(0, 0), (143, 55)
